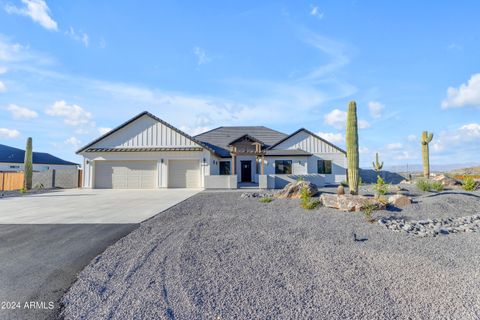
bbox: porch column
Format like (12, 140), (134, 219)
(231, 154), (236, 175)
(261, 154), (265, 175)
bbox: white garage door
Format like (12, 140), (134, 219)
(168, 160), (200, 188)
(95, 161), (157, 189)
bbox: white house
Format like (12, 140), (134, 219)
(77, 111), (347, 189)
(0, 144), (79, 172)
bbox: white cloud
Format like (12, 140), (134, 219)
(45, 100), (92, 126)
(386, 142), (403, 150)
(66, 27), (89, 47)
(317, 131), (343, 144)
(324, 109), (369, 129)
(97, 127), (111, 135)
(193, 47), (211, 65)
(310, 6), (324, 19)
(6, 104), (38, 119)
(5, 0), (57, 31)
(0, 66), (7, 74)
(441, 73), (480, 108)
(368, 101), (385, 118)
(407, 134), (417, 142)
(0, 81), (5, 92)
(0, 128), (20, 138)
(359, 146), (370, 154)
(430, 123), (480, 157)
(64, 136), (81, 148)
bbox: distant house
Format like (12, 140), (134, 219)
(0, 144), (79, 172)
(77, 111), (346, 189)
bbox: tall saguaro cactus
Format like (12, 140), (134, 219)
(346, 101), (359, 195)
(23, 137), (33, 190)
(421, 131), (434, 178)
(372, 152), (383, 173)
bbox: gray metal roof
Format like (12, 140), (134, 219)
(0, 144), (79, 166)
(85, 147), (204, 152)
(264, 149), (312, 156)
(195, 126), (287, 157)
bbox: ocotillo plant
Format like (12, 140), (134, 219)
(23, 137), (33, 190)
(421, 131), (433, 178)
(372, 152), (383, 173)
(346, 101), (359, 195)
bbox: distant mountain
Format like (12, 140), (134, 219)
(366, 163), (480, 173)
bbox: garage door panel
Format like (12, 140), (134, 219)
(95, 161), (157, 189)
(168, 160), (200, 188)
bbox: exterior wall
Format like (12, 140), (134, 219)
(81, 150), (210, 188)
(0, 162), (78, 172)
(32, 169), (79, 189)
(235, 155), (258, 183)
(204, 175), (237, 189)
(89, 114), (201, 149)
(263, 156), (309, 175)
(271, 130), (347, 184)
(259, 174), (325, 189)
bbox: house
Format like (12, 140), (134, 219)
(77, 111), (346, 189)
(0, 144), (79, 172)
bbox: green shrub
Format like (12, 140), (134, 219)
(340, 180), (348, 187)
(299, 186), (320, 210)
(416, 179), (431, 192)
(361, 203), (376, 222)
(259, 197), (273, 203)
(431, 181), (444, 192)
(373, 176), (388, 197)
(462, 177), (477, 191)
(19, 187), (27, 193)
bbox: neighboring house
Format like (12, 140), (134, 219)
(0, 144), (79, 172)
(77, 111), (346, 189)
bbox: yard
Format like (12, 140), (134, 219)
(61, 188), (480, 319)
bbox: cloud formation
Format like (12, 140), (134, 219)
(193, 47), (211, 65)
(324, 108), (369, 129)
(310, 6), (324, 19)
(45, 100), (92, 126)
(0, 127), (20, 138)
(0, 80), (5, 92)
(97, 127), (111, 135)
(5, 0), (57, 31)
(66, 27), (89, 47)
(6, 104), (38, 119)
(64, 136), (81, 148)
(317, 131), (343, 144)
(441, 73), (480, 108)
(368, 101), (385, 118)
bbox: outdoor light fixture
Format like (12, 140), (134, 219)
(160, 159), (164, 163)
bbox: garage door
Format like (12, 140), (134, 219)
(95, 161), (157, 189)
(168, 160), (200, 188)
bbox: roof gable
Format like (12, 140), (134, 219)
(269, 128), (346, 154)
(77, 111), (214, 154)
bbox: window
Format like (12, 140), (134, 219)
(9, 165), (20, 169)
(219, 161), (231, 175)
(275, 160), (292, 174)
(318, 160), (332, 174)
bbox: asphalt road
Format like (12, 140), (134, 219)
(0, 224), (138, 320)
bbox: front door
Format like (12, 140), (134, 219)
(240, 161), (252, 182)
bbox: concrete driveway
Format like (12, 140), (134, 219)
(0, 188), (201, 224)
(0, 188), (200, 319)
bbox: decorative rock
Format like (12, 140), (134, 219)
(432, 174), (461, 187)
(337, 185), (345, 195)
(388, 194), (412, 208)
(240, 192), (273, 199)
(275, 181), (318, 199)
(320, 194), (386, 212)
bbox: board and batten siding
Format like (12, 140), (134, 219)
(272, 130), (343, 154)
(90, 114), (201, 149)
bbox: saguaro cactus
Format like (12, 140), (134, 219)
(23, 137), (33, 190)
(372, 152), (383, 173)
(346, 101), (359, 195)
(421, 131), (433, 178)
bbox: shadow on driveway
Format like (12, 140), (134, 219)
(0, 224), (138, 320)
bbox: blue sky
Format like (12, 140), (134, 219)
(0, 0), (479, 168)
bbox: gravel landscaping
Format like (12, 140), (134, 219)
(61, 189), (480, 319)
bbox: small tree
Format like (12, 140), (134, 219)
(23, 137), (33, 190)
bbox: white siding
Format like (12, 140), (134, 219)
(90, 114), (201, 149)
(0, 162), (78, 172)
(263, 157), (309, 175)
(273, 130), (343, 154)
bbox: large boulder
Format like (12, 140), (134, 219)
(275, 181), (318, 199)
(432, 174), (461, 187)
(320, 194), (386, 212)
(388, 194), (412, 207)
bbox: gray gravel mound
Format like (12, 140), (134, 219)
(61, 191), (480, 319)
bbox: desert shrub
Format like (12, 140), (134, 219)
(33, 183), (45, 190)
(416, 179), (431, 192)
(340, 180), (348, 187)
(373, 176), (388, 197)
(296, 176), (305, 182)
(19, 187), (27, 193)
(431, 181), (444, 192)
(462, 177), (477, 191)
(259, 197), (273, 203)
(358, 176), (363, 186)
(361, 203), (376, 222)
(300, 186), (320, 210)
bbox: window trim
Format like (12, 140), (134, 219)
(317, 160), (332, 174)
(275, 160), (292, 174)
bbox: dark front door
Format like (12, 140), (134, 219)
(240, 161), (252, 182)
